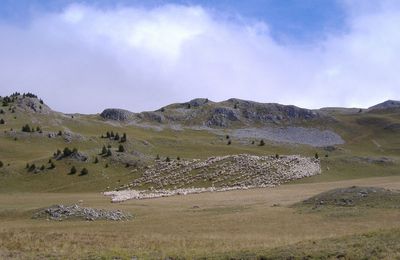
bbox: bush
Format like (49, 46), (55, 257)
(80, 168), (88, 176)
(275, 154), (279, 159)
(259, 140), (265, 146)
(118, 144), (125, 152)
(166, 157), (171, 162)
(227, 140), (231, 145)
(49, 162), (55, 169)
(120, 133), (127, 143)
(22, 124), (31, 132)
(156, 154), (160, 160)
(106, 149), (112, 157)
(0, 161), (3, 168)
(40, 165), (45, 171)
(315, 153), (319, 159)
(28, 164), (36, 172)
(70, 166), (77, 174)
(114, 133), (120, 141)
(105, 163), (109, 168)
(101, 145), (107, 155)
(0, 119), (4, 124)
(0, 109), (4, 114)
(63, 147), (72, 157)
(94, 157), (99, 164)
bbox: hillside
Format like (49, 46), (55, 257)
(0, 93), (399, 194)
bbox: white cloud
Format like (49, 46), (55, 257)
(0, 2), (399, 113)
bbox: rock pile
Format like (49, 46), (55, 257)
(32, 204), (132, 221)
(106, 154), (320, 202)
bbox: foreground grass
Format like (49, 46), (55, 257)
(1, 176), (400, 259)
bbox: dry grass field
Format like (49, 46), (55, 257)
(2, 176), (400, 259)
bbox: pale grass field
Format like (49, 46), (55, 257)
(1, 176), (400, 259)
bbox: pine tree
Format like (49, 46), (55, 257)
(110, 131), (115, 138)
(94, 157), (99, 164)
(315, 153), (319, 159)
(259, 140), (265, 146)
(227, 140), (231, 145)
(0, 161), (3, 168)
(40, 165), (45, 171)
(0, 119), (4, 124)
(275, 154), (279, 159)
(101, 145), (107, 155)
(166, 157), (171, 162)
(156, 154), (160, 160)
(49, 162), (55, 169)
(106, 131), (110, 138)
(118, 144), (125, 152)
(114, 133), (120, 141)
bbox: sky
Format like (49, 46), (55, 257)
(0, 0), (399, 113)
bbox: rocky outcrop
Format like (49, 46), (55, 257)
(100, 98), (324, 128)
(100, 108), (136, 121)
(368, 100), (400, 111)
(32, 204), (132, 221)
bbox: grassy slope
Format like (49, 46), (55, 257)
(2, 100), (400, 192)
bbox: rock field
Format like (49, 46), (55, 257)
(32, 204), (132, 221)
(105, 154), (320, 202)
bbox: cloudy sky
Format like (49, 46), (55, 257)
(0, 0), (399, 113)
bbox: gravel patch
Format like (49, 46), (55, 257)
(230, 127), (344, 147)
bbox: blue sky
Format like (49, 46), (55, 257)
(0, 0), (346, 43)
(0, 0), (399, 113)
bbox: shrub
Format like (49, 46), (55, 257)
(156, 154), (160, 160)
(49, 162), (55, 169)
(315, 153), (319, 159)
(26, 163), (30, 169)
(101, 145), (107, 155)
(106, 131), (111, 138)
(63, 147), (72, 157)
(120, 133), (127, 143)
(114, 133), (120, 141)
(105, 163), (109, 168)
(0, 119), (4, 124)
(118, 144), (125, 152)
(0, 109), (4, 114)
(259, 140), (265, 146)
(0, 161), (3, 168)
(40, 165), (45, 171)
(28, 164), (36, 172)
(226, 135), (230, 139)
(57, 130), (62, 136)
(22, 124), (31, 132)
(94, 157), (99, 164)
(106, 149), (112, 157)
(80, 168), (88, 176)
(275, 154), (279, 159)
(227, 140), (231, 145)
(72, 147), (78, 154)
(110, 131), (114, 138)
(70, 166), (77, 174)
(177, 156), (180, 161)
(166, 157), (170, 162)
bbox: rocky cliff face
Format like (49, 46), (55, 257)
(100, 98), (322, 127)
